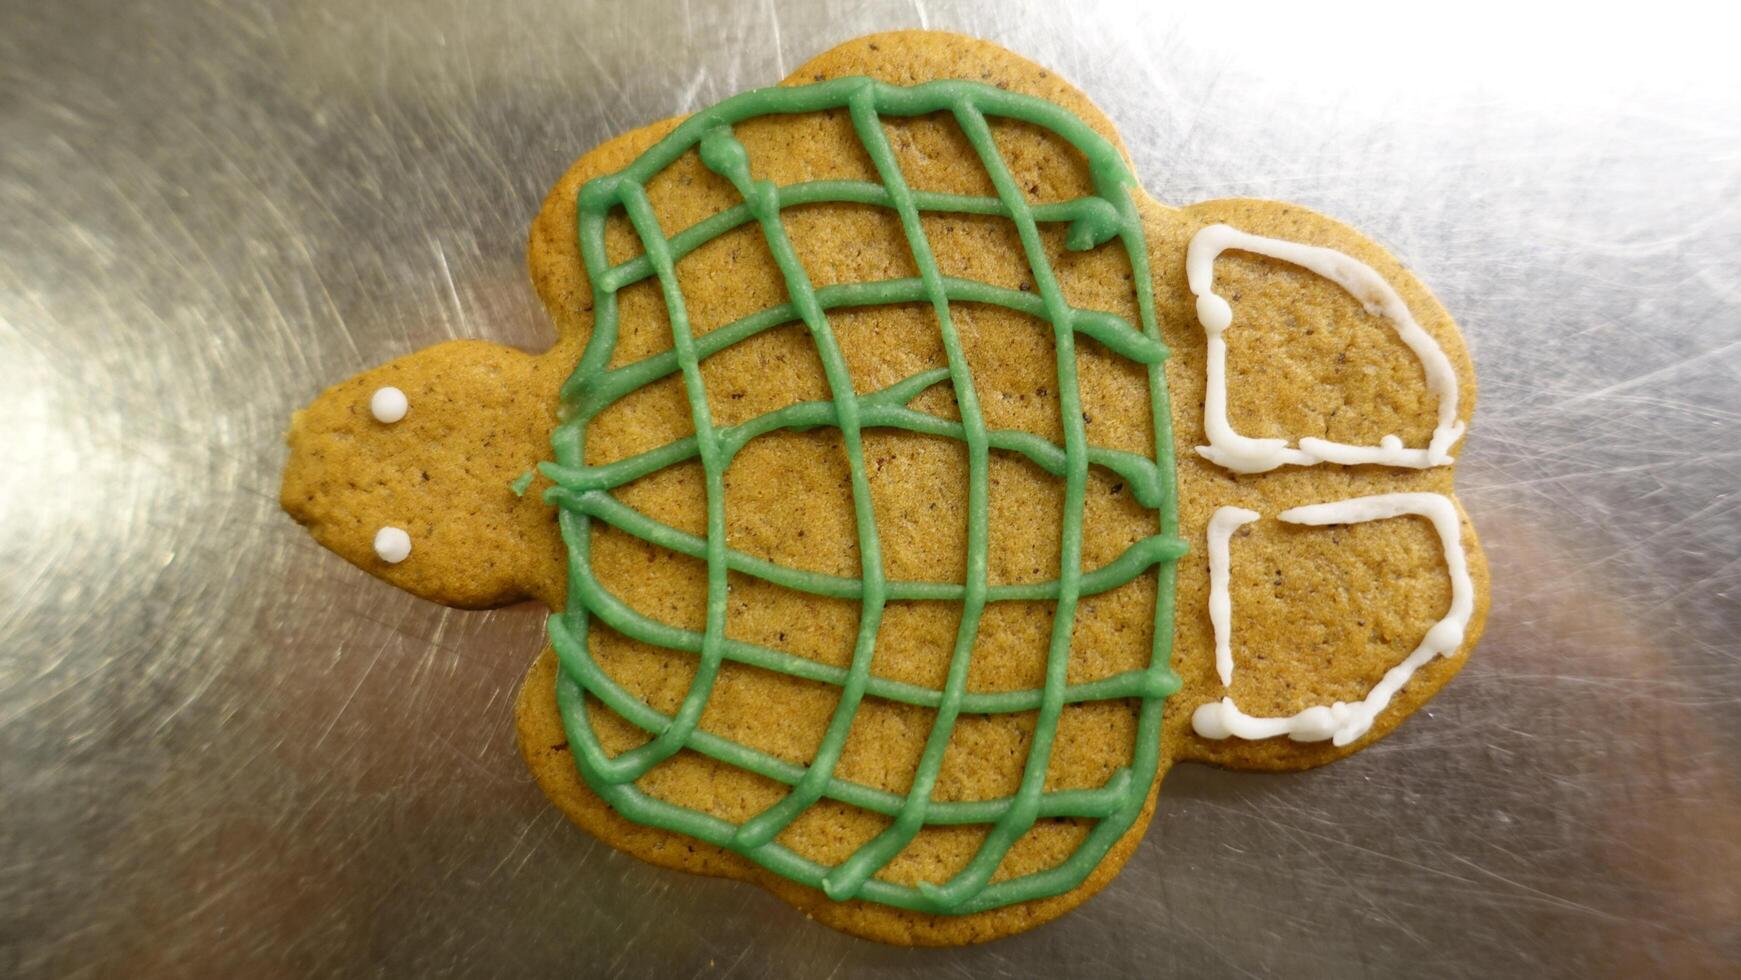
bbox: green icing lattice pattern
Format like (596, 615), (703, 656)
(542, 77), (1183, 915)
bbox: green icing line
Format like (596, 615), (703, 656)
(548, 511), (1176, 711)
(561, 276), (1166, 412)
(693, 120), (889, 852)
(550, 611), (1141, 824)
(509, 469), (535, 497)
(544, 368), (1167, 516)
(594, 183), (1121, 294)
(545, 485), (1182, 603)
(543, 76), (1183, 915)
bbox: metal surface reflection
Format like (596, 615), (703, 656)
(4, 0), (1739, 975)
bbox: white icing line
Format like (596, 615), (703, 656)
(371, 386), (409, 423)
(1185, 223), (1465, 475)
(1207, 506), (1261, 687)
(1191, 493), (1474, 747)
(374, 526), (412, 564)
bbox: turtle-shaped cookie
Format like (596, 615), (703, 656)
(281, 32), (1489, 945)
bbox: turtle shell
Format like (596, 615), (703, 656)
(539, 78), (1183, 915)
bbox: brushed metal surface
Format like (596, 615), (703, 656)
(4, 1), (1739, 975)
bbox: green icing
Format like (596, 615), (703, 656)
(543, 76), (1182, 915)
(509, 469), (535, 497)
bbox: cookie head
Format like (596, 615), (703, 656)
(279, 339), (565, 609)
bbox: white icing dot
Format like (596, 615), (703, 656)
(1290, 706), (1339, 743)
(370, 386), (408, 423)
(1192, 701), (1233, 740)
(1195, 293), (1234, 333)
(374, 526), (412, 564)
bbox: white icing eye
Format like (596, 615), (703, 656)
(374, 526), (412, 563)
(370, 386), (409, 423)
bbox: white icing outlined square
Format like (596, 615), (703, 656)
(1192, 494), (1474, 747)
(1187, 224), (1466, 475)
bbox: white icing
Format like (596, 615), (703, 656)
(371, 386), (409, 423)
(1207, 506), (1260, 687)
(1185, 223), (1465, 475)
(374, 526), (412, 564)
(1191, 493), (1474, 747)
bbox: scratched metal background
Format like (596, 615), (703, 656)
(4, 0), (1740, 976)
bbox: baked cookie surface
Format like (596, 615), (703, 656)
(282, 30), (1488, 946)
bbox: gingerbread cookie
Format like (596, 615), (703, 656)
(281, 31), (1489, 946)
